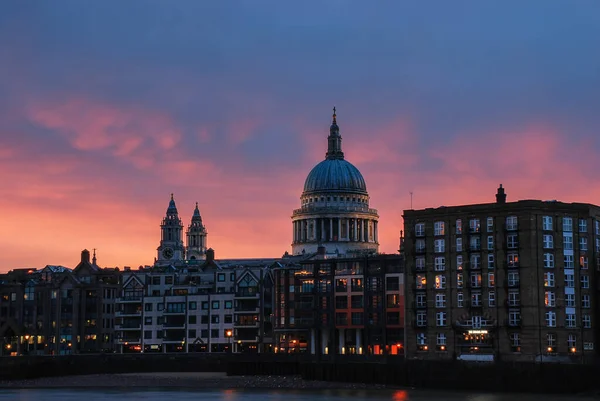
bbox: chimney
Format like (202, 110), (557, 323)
(206, 248), (215, 262)
(81, 249), (90, 263)
(496, 184), (507, 204)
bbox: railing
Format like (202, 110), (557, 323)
(292, 205), (378, 215)
(236, 288), (259, 297)
(115, 310), (142, 317)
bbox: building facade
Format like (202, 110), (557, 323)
(291, 109), (379, 256)
(114, 253), (279, 353)
(273, 252), (404, 356)
(404, 185), (600, 362)
(0, 250), (120, 356)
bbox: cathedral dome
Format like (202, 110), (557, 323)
(303, 159), (367, 195)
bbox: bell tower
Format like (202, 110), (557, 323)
(157, 193), (185, 264)
(186, 202), (208, 261)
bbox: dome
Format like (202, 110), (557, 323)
(303, 158), (367, 195)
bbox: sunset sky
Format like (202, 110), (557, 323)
(1, 1), (599, 271)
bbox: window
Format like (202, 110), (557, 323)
(212, 301), (220, 309)
(507, 271), (519, 287)
(510, 333), (521, 351)
(545, 291), (555, 307)
(582, 295), (591, 309)
(470, 273), (482, 288)
(564, 254), (574, 269)
(544, 272), (554, 287)
(488, 291), (496, 307)
(543, 216), (553, 231)
(508, 291), (520, 307)
(470, 236), (481, 251)
(416, 275), (426, 289)
(544, 253), (554, 268)
(224, 315), (233, 324)
(583, 315), (591, 328)
(563, 233), (573, 250)
(144, 331), (152, 340)
(470, 253), (481, 269)
(211, 329), (219, 338)
(579, 219), (587, 233)
(416, 333), (427, 346)
(457, 292), (464, 308)
(487, 254), (495, 269)
(470, 219), (481, 233)
(487, 236), (494, 250)
(487, 217), (494, 232)
(565, 293), (575, 307)
(546, 311), (556, 327)
(211, 315), (219, 324)
(472, 316), (482, 329)
(580, 237), (588, 251)
(202, 302), (209, 310)
(543, 235), (554, 249)
(565, 274), (574, 288)
(580, 255), (589, 269)
(435, 293), (446, 308)
(581, 275), (589, 289)
(596, 220), (600, 235)
(487, 273), (495, 288)
(507, 253), (519, 268)
(415, 223), (425, 237)
(189, 301), (197, 310)
(434, 221), (445, 236)
(415, 239), (426, 252)
(188, 329), (197, 339)
(416, 294), (426, 308)
(456, 237), (463, 252)
(189, 315), (197, 324)
(507, 234), (518, 249)
(416, 311), (427, 327)
(506, 216), (517, 231)
(456, 219), (462, 234)
(436, 333), (447, 346)
(434, 257), (445, 271)
(434, 239), (445, 253)
(566, 314), (576, 328)
(457, 273), (463, 288)
(563, 217), (573, 232)
(434, 275), (446, 289)
(415, 257), (425, 271)
(157, 303), (164, 311)
(217, 273), (225, 282)
(436, 312), (447, 327)
(456, 255), (463, 270)
(508, 310), (521, 327)
(145, 303), (153, 312)
(568, 334), (577, 351)
(547, 333), (556, 350)
(471, 292), (482, 307)
(201, 316), (208, 324)
(144, 317), (153, 325)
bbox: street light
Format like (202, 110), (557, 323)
(225, 330), (233, 353)
(24, 335), (30, 355)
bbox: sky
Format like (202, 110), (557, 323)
(1, 1), (599, 271)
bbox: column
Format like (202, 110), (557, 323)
(321, 219), (326, 241)
(356, 329), (362, 355)
(374, 221), (378, 243)
(329, 219), (333, 241)
(293, 221), (296, 243)
(353, 219), (358, 241)
(310, 329), (316, 355)
(360, 220), (365, 242)
(346, 219), (350, 241)
(301, 220), (306, 242)
(338, 329), (345, 354)
(313, 219), (317, 241)
(338, 218), (342, 241)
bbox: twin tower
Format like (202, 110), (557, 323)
(156, 194), (208, 264)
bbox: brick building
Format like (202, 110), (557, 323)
(403, 185), (600, 362)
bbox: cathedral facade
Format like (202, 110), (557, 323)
(156, 194), (208, 264)
(291, 108), (379, 256)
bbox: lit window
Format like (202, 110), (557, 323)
(544, 272), (554, 287)
(456, 273), (463, 288)
(544, 291), (555, 307)
(456, 219), (462, 234)
(469, 219), (480, 233)
(507, 253), (519, 268)
(416, 275), (426, 289)
(487, 273), (495, 288)
(434, 275), (446, 289)
(434, 221), (445, 236)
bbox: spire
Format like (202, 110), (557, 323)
(92, 248), (97, 266)
(326, 106), (344, 160)
(192, 202), (202, 222)
(167, 193), (178, 214)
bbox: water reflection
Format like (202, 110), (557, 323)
(0, 389), (595, 401)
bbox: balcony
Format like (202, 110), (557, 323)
(115, 310), (142, 317)
(117, 338), (141, 344)
(115, 324), (141, 331)
(163, 323), (186, 329)
(235, 306), (260, 314)
(235, 288), (260, 299)
(234, 320), (260, 328)
(163, 309), (186, 315)
(116, 296), (143, 303)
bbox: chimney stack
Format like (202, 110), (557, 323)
(81, 249), (90, 263)
(496, 184), (507, 204)
(206, 248), (215, 262)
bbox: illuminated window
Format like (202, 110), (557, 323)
(415, 275), (426, 289)
(470, 273), (481, 288)
(434, 221), (445, 236)
(507, 253), (519, 268)
(487, 273), (495, 288)
(456, 219), (462, 234)
(456, 255), (463, 270)
(469, 219), (480, 233)
(456, 273), (463, 289)
(544, 272), (554, 287)
(434, 275), (446, 289)
(544, 291), (555, 307)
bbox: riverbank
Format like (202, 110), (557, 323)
(0, 372), (390, 390)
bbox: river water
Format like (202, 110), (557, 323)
(0, 389), (593, 401)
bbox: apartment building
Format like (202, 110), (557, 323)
(0, 250), (120, 355)
(403, 185), (600, 362)
(273, 251), (404, 356)
(115, 252), (277, 353)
